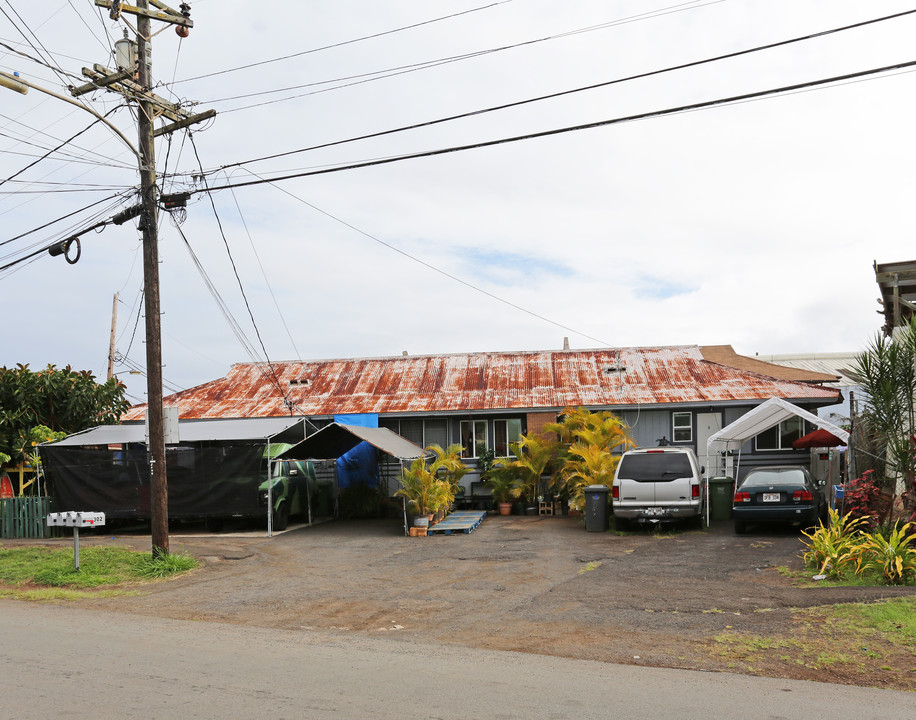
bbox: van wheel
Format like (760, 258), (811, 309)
(273, 502), (289, 532)
(734, 521), (747, 535)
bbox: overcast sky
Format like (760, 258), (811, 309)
(2, 1), (914, 405)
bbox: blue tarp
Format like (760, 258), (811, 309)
(334, 414), (379, 489)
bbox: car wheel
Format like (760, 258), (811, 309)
(734, 521), (747, 535)
(273, 502), (289, 532)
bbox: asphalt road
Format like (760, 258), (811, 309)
(2, 600), (911, 720)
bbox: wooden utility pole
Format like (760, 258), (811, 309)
(87, 0), (206, 556)
(135, 1), (169, 556)
(107, 292), (118, 380)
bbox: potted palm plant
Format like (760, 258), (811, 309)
(395, 455), (455, 526)
(485, 458), (521, 515)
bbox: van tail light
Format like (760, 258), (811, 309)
(734, 491), (751, 502)
(793, 490), (812, 501)
(691, 484), (700, 499)
(612, 485), (619, 500)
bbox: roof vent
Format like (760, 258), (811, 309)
(289, 378), (310, 386)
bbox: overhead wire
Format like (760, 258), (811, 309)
(0, 192), (126, 247)
(203, 0), (726, 111)
(191, 58), (916, 194)
(0, 3), (72, 84)
(242, 167), (616, 349)
(186, 134), (301, 414)
(224, 174), (302, 361)
(171, 0), (516, 85)
(208, 7), (916, 175)
(0, 109), (115, 189)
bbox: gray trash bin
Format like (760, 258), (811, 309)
(584, 484), (610, 532)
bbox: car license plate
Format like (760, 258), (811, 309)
(763, 493), (780, 503)
(644, 508), (665, 516)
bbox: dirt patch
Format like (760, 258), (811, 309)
(10, 516), (916, 690)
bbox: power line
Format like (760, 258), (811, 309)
(184, 135), (301, 414)
(248, 169), (616, 349)
(171, 1), (515, 85)
(208, 8), (916, 175)
(0, 111), (113, 189)
(203, 0), (726, 112)
(191, 59), (916, 194)
(0, 192), (127, 248)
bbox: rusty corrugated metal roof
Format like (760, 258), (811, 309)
(123, 346), (841, 421)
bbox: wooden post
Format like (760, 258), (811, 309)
(137, 0), (168, 557)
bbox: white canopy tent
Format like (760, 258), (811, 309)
(703, 397), (849, 524)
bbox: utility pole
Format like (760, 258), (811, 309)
(135, 1), (168, 556)
(87, 0), (210, 556)
(107, 292), (118, 380)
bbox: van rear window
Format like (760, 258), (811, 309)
(617, 453), (692, 481)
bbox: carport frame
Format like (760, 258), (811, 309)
(703, 397), (849, 525)
(275, 423), (427, 536)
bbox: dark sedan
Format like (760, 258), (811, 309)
(732, 466), (826, 534)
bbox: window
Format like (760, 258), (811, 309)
(398, 419), (423, 447)
(423, 418), (448, 449)
(493, 418), (523, 456)
(460, 420), (488, 458)
(380, 418), (449, 449)
(755, 417), (804, 451)
(672, 412), (692, 443)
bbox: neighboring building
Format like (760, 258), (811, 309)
(755, 351), (859, 427)
(875, 259), (916, 335)
(124, 345), (841, 485)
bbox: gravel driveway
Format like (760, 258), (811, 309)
(14, 514), (916, 689)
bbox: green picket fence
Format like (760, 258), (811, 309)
(0, 497), (55, 539)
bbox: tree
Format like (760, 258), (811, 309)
(546, 407), (635, 511)
(0, 363), (130, 462)
(848, 319), (916, 521)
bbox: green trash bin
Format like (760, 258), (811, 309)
(708, 477), (735, 522)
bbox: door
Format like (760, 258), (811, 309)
(697, 412), (729, 477)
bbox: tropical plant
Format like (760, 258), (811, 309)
(547, 407), (635, 510)
(426, 443), (470, 495)
(848, 319), (916, 520)
(0, 364), (129, 462)
(507, 433), (559, 504)
(484, 457), (522, 504)
(854, 521), (916, 585)
(801, 508), (870, 578)
(563, 441), (624, 513)
(545, 407), (633, 453)
(842, 470), (886, 528)
(394, 451), (456, 517)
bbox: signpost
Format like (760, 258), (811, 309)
(47, 512), (106, 571)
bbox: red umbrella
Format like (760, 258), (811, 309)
(792, 428), (845, 449)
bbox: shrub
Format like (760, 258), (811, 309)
(855, 521), (916, 585)
(841, 470), (886, 528)
(801, 508), (870, 578)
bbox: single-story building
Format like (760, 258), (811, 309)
(122, 344), (842, 489)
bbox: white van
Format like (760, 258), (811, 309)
(612, 447), (705, 527)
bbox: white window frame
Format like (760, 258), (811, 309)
(493, 418), (523, 457)
(460, 419), (488, 459)
(672, 412), (692, 443)
(755, 417), (805, 451)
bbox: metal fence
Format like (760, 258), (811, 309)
(0, 497), (55, 539)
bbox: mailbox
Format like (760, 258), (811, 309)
(47, 511), (105, 528)
(46, 512), (105, 571)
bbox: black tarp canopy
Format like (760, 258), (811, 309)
(40, 418), (309, 520)
(276, 423), (426, 461)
